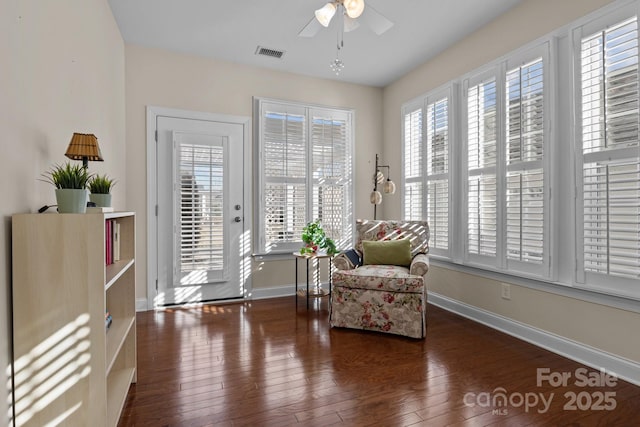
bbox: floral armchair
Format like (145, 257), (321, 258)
(330, 219), (430, 339)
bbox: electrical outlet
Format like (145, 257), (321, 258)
(501, 283), (511, 300)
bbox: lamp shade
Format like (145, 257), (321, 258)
(383, 179), (396, 194)
(343, 0), (365, 18)
(315, 2), (337, 27)
(370, 190), (382, 205)
(65, 133), (104, 166)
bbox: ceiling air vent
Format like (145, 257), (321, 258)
(255, 46), (285, 59)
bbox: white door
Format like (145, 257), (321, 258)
(156, 115), (246, 305)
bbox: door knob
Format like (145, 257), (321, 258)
(234, 216), (242, 223)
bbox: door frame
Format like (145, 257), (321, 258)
(146, 106), (252, 309)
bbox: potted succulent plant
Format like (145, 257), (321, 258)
(88, 174), (116, 207)
(300, 219), (337, 255)
(41, 162), (92, 213)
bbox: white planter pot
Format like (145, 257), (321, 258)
(55, 189), (88, 213)
(90, 193), (112, 208)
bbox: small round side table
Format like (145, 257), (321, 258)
(293, 252), (333, 310)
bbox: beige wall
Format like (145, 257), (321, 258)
(383, 0), (640, 365)
(125, 45), (383, 300)
(0, 0), (126, 424)
(427, 266), (640, 362)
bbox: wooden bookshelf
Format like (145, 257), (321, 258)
(12, 212), (137, 427)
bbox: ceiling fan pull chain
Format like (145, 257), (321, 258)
(329, 2), (349, 76)
(339, 4), (345, 49)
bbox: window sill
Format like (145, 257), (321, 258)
(253, 252), (299, 262)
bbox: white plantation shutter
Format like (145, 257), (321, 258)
(583, 161), (640, 277)
(311, 110), (352, 249)
(506, 169), (544, 263)
(579, 15), (640, 283)
(426, 96), (450, 252)
(177, 138), (226, 283)
(262, 105), (307, 251)
(401, 90), (452, 256)
(467, 78), (498, 257)
(403, 106), (424, 220)
(505, 57), (545, 266)
(427, 179), (449, 249)
(404, 182), (423, 220)
(257, 100), (353, 254)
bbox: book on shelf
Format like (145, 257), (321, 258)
(105, 220), (112, 265)
(105, 219), (121, 266)
(113, 222), (121, 262)
(104, 219), (120, 265)
(105, 311), (113, 330)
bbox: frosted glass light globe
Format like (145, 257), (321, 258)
(315, 3), (337, 27)
(344, 0), (365, 18)
(370, 190), (382, 205)
(383, 179), (396, 194)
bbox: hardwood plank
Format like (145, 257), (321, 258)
(118, 297), (640, 426)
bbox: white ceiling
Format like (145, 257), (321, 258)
(107, 0), (524, 88)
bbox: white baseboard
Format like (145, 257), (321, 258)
(249, 285), (292, 300)
(248, 282), (330, 300)
(428, 292), (640, 387)
(136, 298), (149, 312)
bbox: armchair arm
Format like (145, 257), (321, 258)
(410, 253), (430, 276)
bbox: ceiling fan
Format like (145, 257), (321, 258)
(298, 0), (394, 38)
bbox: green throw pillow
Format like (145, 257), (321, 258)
(362, 239), (411, 267)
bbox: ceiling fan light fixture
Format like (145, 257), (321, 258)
(315, 2), (337, 27)
(343, 0), (365, 19)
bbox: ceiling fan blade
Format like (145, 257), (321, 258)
(298, 16), (322, 38)
(361, 4), (394, 35)
(344, 15), (360, 33)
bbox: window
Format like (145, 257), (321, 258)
(463, 49), (548, 277)
(403, 106), (423, 220)
(576, 13), (640, 294)
(178, 141), (225, 279)
(466, 76), (498, 260)
(504, 57), (546, 269)
(426, 96), (451, 253)
(402, 87), (453, 256)
(403, 46), (549, 278)
(256, 99), (354, 254)
(400, 2), (640, 300)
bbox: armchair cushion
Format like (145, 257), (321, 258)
(332, 265), (424, 293)
(362, 238), (411, 267)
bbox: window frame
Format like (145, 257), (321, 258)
(502, 44), (553, 279)
(401, 99), (425, 222)
(401, 85), (456, 258)
(254, 97), (355, 256)
(462, 66), (504, 269)
(571, 3), (640, 300)
(403, 43), (553, 280)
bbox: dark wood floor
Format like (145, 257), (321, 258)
(118, 296), (640, 426)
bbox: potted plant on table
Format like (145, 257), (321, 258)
(41, 162), (92, 213)
(88, 174), (116, 207)
(300, 219), (337, 256)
